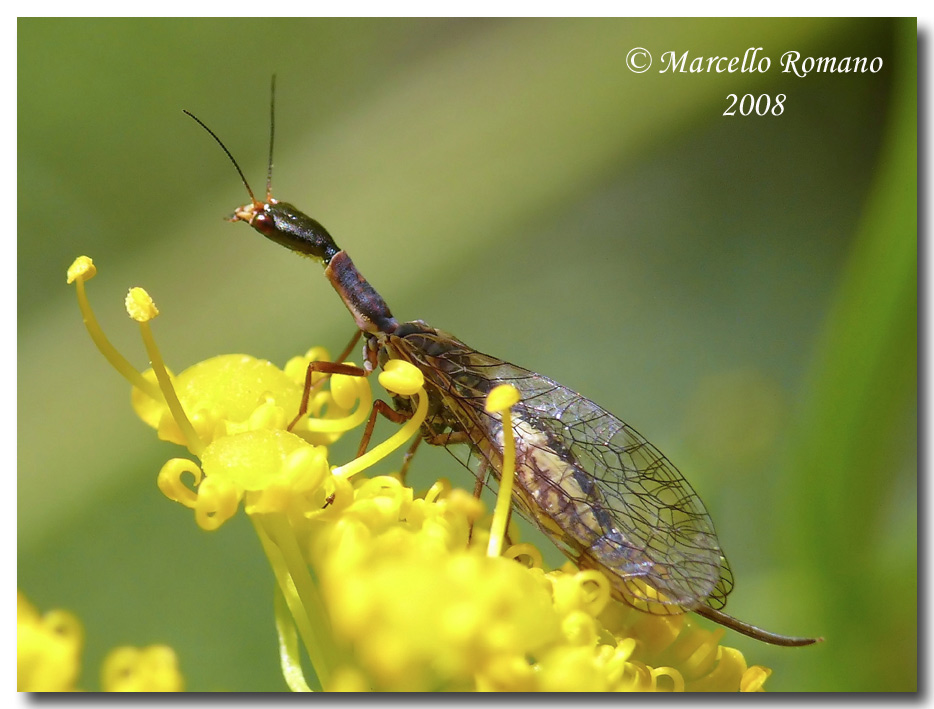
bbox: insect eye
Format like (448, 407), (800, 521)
(251, 211), (275, 235)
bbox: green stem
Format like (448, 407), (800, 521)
(252, 513), (338, 688)
(274, 588), (314, 692)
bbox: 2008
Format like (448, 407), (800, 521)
(724, 93), (786, 116)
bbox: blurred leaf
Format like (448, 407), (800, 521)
(779, 18), (916, 691)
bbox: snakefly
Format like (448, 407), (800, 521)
(183, 79), (819, 647)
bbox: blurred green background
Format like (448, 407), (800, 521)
(18, 18), (916, 692)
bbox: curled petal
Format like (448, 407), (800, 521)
(423, 478), (450, 504)
(550, 568), (611, 617)
(248, 399), (290, 431)
(651, 666), (686, 692)
(679, 629), (724, 681)
(685, 645), (747, 692)
(195, 476), (242, 531)
(561, 610), (599, 647)
(618, 660), (653, 691)
(503, 543), (543, 570)
(282, 444), (330, 493)
(740, 664), (772, 692)
(575, 570), (612, 617)
(665, 623), (725, 681)
(157, 459), (203, 509)
(344, 476), (412, 531)
(536, 646), (609, 691)
(247, 446), (330, 515)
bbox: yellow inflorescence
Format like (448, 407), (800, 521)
(17, 592), (83, 692)
(101, 645), (185, 692)
(58, 255), (774, 692)
(17, 592), (184, 692)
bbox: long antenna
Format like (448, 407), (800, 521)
(266, 74), (276, 201)
(183, 108), (258, 205)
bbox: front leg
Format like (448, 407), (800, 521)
(288, 359), (368, 431)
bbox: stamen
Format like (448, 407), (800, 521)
(302, 374), (372, 434)
(332, 361), (427, 479)
(485, 384), (520, 557)
(67, 257), (161, 400)
(126, 287), (205, 457)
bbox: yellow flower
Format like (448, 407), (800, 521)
(101, 645), (184, 692)
(66, 255), (774, 692)
(17, 592), (82, 691)
(17, 591), (184, 692)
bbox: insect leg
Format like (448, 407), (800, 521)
(461, 456), (512, 546)
(397, 435), (422, 483)
(465, 458), (489, 544)
(472, 460), (486, 499)
(421, 431), (472, 447)
(288, 360), (368, 431)
(333, 329), (363, 366)
(285, 331), (365, 431)
(355, 399), (412, 458)
(400, 429), (471, 484)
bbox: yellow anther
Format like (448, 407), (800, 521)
(125, 287), (159, 323)
(68, 258), (162, 400)
(330, 372), (363, 410)
(485, 383), (520, 413)
(378, 359), (424, 396)
(66, 255), (96, 283)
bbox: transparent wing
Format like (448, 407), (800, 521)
(391, 326), (734, 613)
